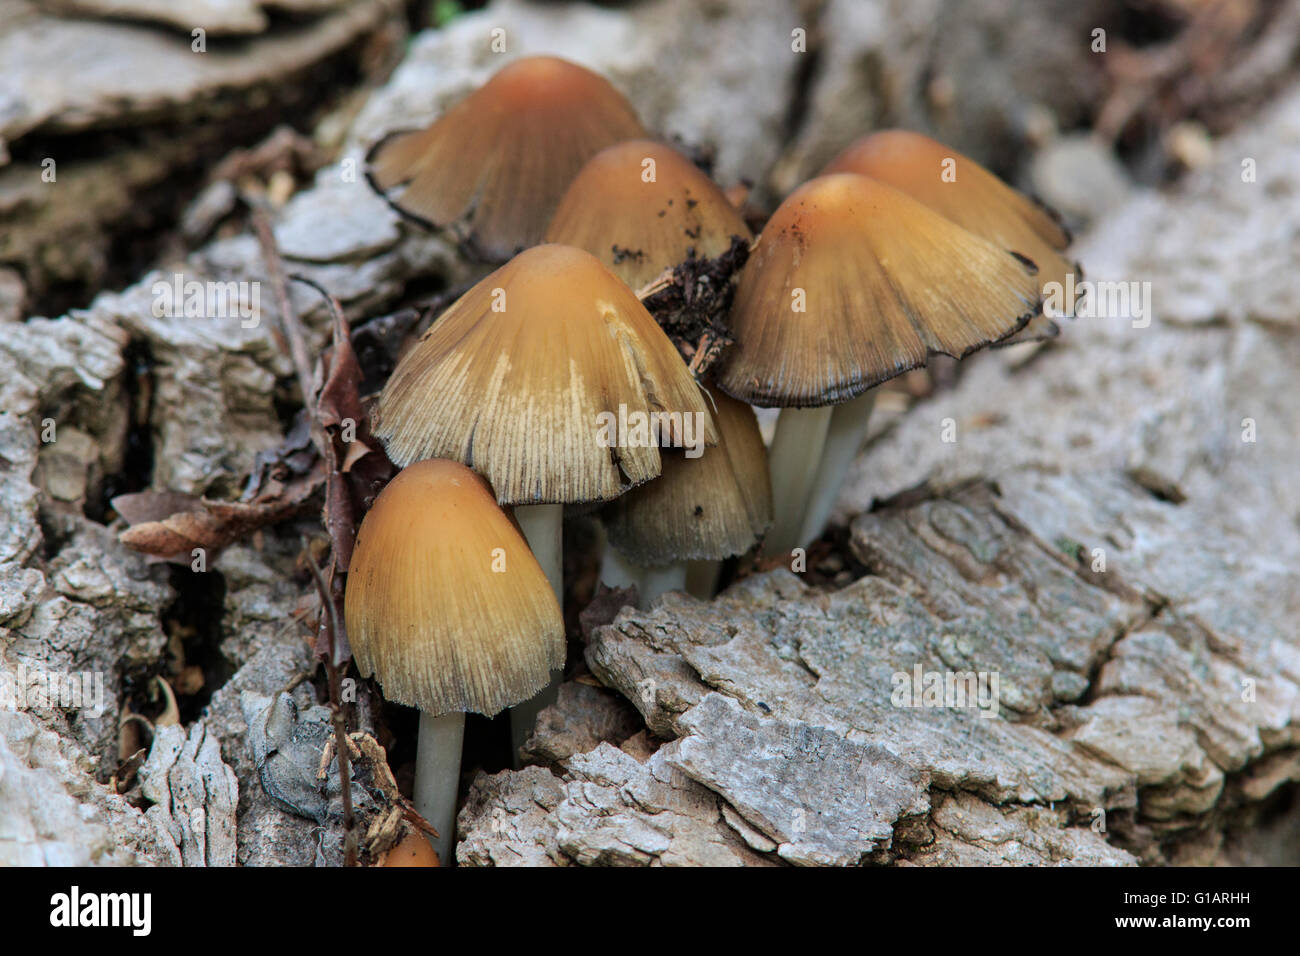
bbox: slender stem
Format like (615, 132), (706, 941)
(599, 539), (645, 595)
(639, 562), (689, 606)
(515, 504), (563, 598)
(509, 504), (563, 765)
(797, 392), (876, 546)
(414, 711), (466, 865)
(685, 559), (723, 600)
(764, 405), (833, 557)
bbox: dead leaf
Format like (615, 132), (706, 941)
(317, 313), (364, 431)
(116, 464), (323, 562)
(111, 491), (204, 526)
(340, 438), (374, 473)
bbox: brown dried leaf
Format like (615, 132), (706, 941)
(117, 465), (323, 561)
(324, 473), (357, 572)
(340, 438), (374, 473)
(318, 317), (364, 430)
(111, 491), (204, 526)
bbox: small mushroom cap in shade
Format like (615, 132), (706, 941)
(716, 173), (1041, 408)
(344, 459), (564, 717)
(379, 830), (439, 867)
(544, 140), (752, 291)
(372, 244), (719, 505)
(823, 130), (1077, 339)
(603, 383), (771, 565)
(367, 56), (645, 260)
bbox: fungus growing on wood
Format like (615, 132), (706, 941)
(345, 459), (563, 862)
(716, 173), (1041, 555)
(379, 830), (439, 867)
(824, 129), (1078, 340)
(367, 55), (645, 259)
(545, 139), (752, 291)
(545, 140), (752, 371)
(601, 382), (771, 603)
(371, 244), (716, 749)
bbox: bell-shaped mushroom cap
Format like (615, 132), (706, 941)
(716, 174), (1041, 407)
(373, 244), (718, 505)
(344, 459), (564, 717)
(368, 56), (646, 260)
(603, 383), (771, 565)
(544, 140), (752, 291)
(823, 130), (1076, 338)
(380, 830), (439, 867)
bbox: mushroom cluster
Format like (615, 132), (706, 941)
(353, 56), (1078, 860)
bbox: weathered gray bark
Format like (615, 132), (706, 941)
(138, 721), (238, 866)
(0, 0), (406, 301)
(0, 0), (401, 146)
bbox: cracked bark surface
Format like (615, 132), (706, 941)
(572, 465), (1296, 866)
(0, 0), (407, 303)
(0, 0), (401, 147)
(138, 721), (238, 866)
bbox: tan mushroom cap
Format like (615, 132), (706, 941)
(373, 244), (718, 505)
(368, 56), (646, 260)
(823, 130), (1077, 340)
(716, 173), (1041, 407)
(344, 459), (564, 717)
(544, 140), (752, 291)
(380, 830), (439, 867)
(603, 383), (771, 565)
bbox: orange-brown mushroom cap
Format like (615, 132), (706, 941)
(373, 244), (718, 505)
(379, 830), (440, 867)
(716, 173), (1041, 407)
(367, 56), (646, 260)
(345, 459), (564, 717)
(603, 383), (771, 565)
(544, 140), (752, 291)
(823, 130), (1078, 339)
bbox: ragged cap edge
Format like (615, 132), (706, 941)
(715, 174), (1042, 407)
(603, 386), (772, 564)
(372, 245), (719, 505)
(364, 57), (646, 260)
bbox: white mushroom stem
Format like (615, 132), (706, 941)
(515, 503), (563, 596)
(764, 405), (833, 557)
(797, 392), (877, 546)
(600, 543), (688, 609)
(413, 710), (465, 865)
(639, 562), (689, 606)
(685, 559), (722, 600)
(600, 540), (645, 595)
(509, 503), (564, 763)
